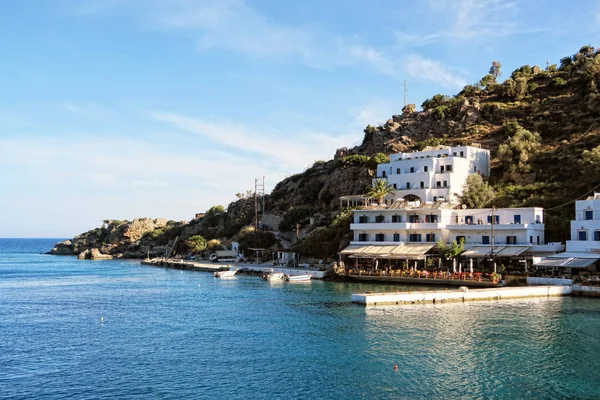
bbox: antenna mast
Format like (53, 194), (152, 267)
(403, 79), (407, 107)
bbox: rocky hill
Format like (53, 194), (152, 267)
(50, 45), (600, 261)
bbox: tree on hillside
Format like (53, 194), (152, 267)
(489, 61), (502, 80)
(479, 74), (496, 89)
(185, 235), (207, 254)
(581, 145), (600, 176)
(459, 174), (496, 209)
(497, 122), (541, 175)
(367, 179), (395, 205)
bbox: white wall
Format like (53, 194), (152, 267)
(376, 145), (490, 203)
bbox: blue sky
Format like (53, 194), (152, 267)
(1, 0), (599, 238)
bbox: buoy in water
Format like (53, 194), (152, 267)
(100, 317), (105, 323)
(394, 365), (398, 371)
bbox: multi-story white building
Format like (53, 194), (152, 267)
(375, 144), (490, 204)
(536, 193), (600, 271)
(341, 144), (563, 267)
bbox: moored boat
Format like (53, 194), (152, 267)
(261, 268), (285, 281)
(214, 268), (237, 278)
(285, 274), (311, 282)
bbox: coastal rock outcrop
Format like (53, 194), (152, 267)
(48, 240), (76, 255)
(77, 248), (113, 260)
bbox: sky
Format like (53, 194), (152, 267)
(1, 0), (599, 238)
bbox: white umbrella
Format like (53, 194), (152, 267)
(452, 258), (457, 273)
(459, 262), (462, 274)
(469, 258), (473, 273)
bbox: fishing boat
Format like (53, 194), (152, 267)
(285, 274), (311, 282)
(214, 269), (237, 278)
(261, 268), (285, 281)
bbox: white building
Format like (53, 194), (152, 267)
(341, 144), (563, 267)
(375, 144), (490, 204)
(536, 193), (600, 271)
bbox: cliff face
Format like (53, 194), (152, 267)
(50, 46), (600, 259)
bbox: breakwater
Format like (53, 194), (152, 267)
(351, 285), (573, 306)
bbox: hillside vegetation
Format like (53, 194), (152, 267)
(50, 46), (600, 261)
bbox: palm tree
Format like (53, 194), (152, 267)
(367, 179), (395, 205)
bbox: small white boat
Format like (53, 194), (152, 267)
(285, 274), (311, 282)
(214, 269), (237, 278)
(261, 268), (285, 281)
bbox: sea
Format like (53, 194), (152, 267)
(1, 238), (600, 399)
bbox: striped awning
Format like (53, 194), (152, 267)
(340, 243), (435, 259)
(463, 245), (531, 258)
(535, 257), (599, 269)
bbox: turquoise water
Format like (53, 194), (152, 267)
(1, 239), (600, 399)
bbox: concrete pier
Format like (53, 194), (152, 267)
(351, 285), (573, 306)
(140, 259), (228, 273)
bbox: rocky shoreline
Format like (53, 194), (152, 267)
(47, 217), (182, 260)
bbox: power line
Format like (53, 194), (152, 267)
(544, 182), (600, 212)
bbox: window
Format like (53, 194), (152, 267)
(514, 214), (521, 224)
(381, 171), (386, 177)
(460, 151), (464, 157)
(375, 215), (385, 223)
(424, 166), (428, 172)
(453, 152), (457, 156)
(436, 181), (441, 188)
(482, 236), (490, 245)
(393, 233), (400, 242)
(396, 168), (401, 174)
(537, 236), (540, 245)
(409, 215), (419, 223)
(437, 154), (441, 158)
(579, 230), (588, 241)
(446, 165), (452, 172)
(391, 215), (402, 223)
(595, 231), (600, 241)
(375, 233), (385, 242)
(358, 233), (368, 242)
(406, 182), (410, 189)
(420, 181), (424, 188)
(426, 233), (436, 242)
(425, 214), (438, 223)
(506, 236), (517, 245)
(443, 180), (447, 187)
(410, 167), (415, 173)
(456, 235), (466, 244)
(440, 166), (445, 173)
(409, 234), (422, 242)
(586, 210), (594, 220)
(465, 215), (473, 225)
(536, 215), (541, 224)
(530, 236), (533, 243)
(358, 215), (368, 223)
(393, 183), (397, 189)
(487, 215), (500, 224)
(473, 166), (477, 173)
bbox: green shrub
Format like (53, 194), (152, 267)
(434, 105), (450, 120)
(340, 154), (371, 166)
(527, 82), (539, 92)
(551, 77), (567, 87)
(422, 94), (449, 110)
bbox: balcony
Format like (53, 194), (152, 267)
(446, 222), (543, 230)
(351, 222), (442, 231)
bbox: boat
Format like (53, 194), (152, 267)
(214, 268), (237, 278)
(285, 274), (311, 282)
(261, 268), (285, 281)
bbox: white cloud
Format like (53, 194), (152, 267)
(354, 99), (403, 128)
(150, 112), (349, 170)
(344, 45), (401, 79)
(406, 56), (468, 89)
(396, 0), (521, 45)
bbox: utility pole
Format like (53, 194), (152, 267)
(491, 206), (496, 274)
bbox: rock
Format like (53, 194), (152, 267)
(334, 147), (349, 160)
(121, 218), (167, 242)
(385, 119), (401, 132)
(402, 104), (416, 115)
(532, 65), (542, 75)
(77, 249), (113, 260)
(47, 240), (75, 255)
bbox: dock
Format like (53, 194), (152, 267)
(140, 259), (228, 273)
(346, 274), (502, 288)
(351, 285), (573, 306)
